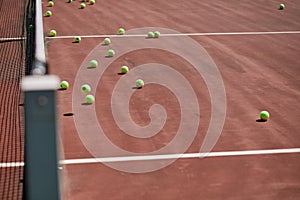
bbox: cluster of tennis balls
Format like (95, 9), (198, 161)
(88, 36), (141, 86)
(79, 0), (96, 9)
(59, 28), (268, 118)
(60, 80), (268, 116)
(49, 31), (81, 43)
(48, 27), (123, 45)
(60, 81), (95, 104)
(45, 1), (54, 17)
(81, 84), (95, 104)
(65, 0), (95, 8)
(100, 34), (145, 88)
(147, 31), (160, 38)
(46, 0), (96, 39)
(59, 28), (162, 105)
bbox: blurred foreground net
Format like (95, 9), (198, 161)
(0, 0), (35, 199)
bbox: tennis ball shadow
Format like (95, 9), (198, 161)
(81, 102), (93, 105)
(132, 86), (142, 90)
(105, 55), (114, 58)
(63, 113), (74, 116)
(58, 88), (67, 91)
(256, 119), (267, 122)
(87, 66), (97, 69)
(101, 44), (109, 46)
(117, 72), (126, 75)
(18, 103), (24, 107)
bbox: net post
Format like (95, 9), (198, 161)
(21, 75), (61, 200)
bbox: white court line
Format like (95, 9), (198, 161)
(46, 31), (300, 39)
(1, 148), (300, 168)
(0, 37), (26, 42)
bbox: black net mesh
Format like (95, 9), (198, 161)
(0, 0), (35, 199)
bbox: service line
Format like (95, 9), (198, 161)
(46, 30), (300, 39)
(1, 148), (300, 168)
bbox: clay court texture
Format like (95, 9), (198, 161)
(1, 0), (300, 199)
(46, 0), (300, 199)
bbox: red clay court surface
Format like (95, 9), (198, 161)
(42, 0), (300, 199)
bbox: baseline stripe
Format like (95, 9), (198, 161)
(46, 31), (300, 39)
(0, 162), (24, 168)
(60, 148), (300, 164)
(1, 148), (300, 168)
(0, 37), (26, 42)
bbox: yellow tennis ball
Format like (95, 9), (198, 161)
(260, 111), (270, 121)
(89, 60), (98, 68)
(85, 94), (95, 104)
(80, 3), (86, 9)
(81, 84), (91, 93)
(107, 49), (115, 57)
(154, 31), (160, 38)
(120, 66), (129, 74)
(74, 36), (81, 43)
(103, 38), (111, 45)
(60, 81), (69, 89)
(45, 11), (52, 17)
(48, 1), (54, 7)
(147, 31), (154, 38)
(49, 29), (57, 37)
(135, 79), (144, 88)
(118, 28), (125, 35)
